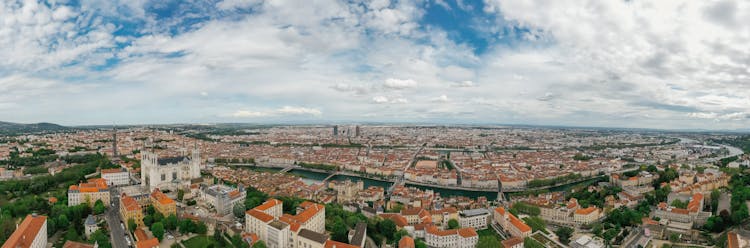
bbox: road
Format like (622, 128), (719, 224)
(105, 188), (130, 248)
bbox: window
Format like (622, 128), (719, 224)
(161, 174), (166, 181)
(172, 172), (177, 180)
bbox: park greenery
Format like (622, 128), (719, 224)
(527, 173), (583, 188)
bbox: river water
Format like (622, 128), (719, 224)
(241, 166), (605, 201)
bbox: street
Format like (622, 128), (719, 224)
(105, 188), (130, 248)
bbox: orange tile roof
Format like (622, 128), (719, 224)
(399, 236), (415, 248)
(508, 214), (531, 233)
(495, 207), (506, 216)
(101, 168), (124, 174)
(151, 188), (175, 205)
(62, 241), (95, 248)
(502, 237), (524, 248)
(2, 215), (47, 248)
(687, 193), (703, 212)
(379, 213), (408, 227)
(575, 207), (597, 215)
(246, 209), (274, 222)
(728, 231), (739, 248)
(134, 228), (149, 241)
(324, 240), (359, 248)
(135, 237), (160, 248)
(121, 194), (141, 212)
(457, 227), (477, 238)
(255, 199), (282, 211)
(229, 190), (241, 198)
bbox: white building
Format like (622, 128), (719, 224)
(101, 168), (130, 186)
(424, 225), (478, 248)
(84, 215), (98, 239)
(458, 209), (490, 230)
(1, 214), (47, 248)
(140, 149), (201, 191)
(201, 184), (246, 216)
(266, 220), (290, 248)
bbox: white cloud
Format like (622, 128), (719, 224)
(452, 81), (476, 88)
(232, 110), (269, 118)
(432, 95), (449, 102)
(277, 106), (322, 116)
(383, 78), (418, 90)
(216, 0), (263, 10)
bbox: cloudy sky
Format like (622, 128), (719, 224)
(1, 0), (749, 129)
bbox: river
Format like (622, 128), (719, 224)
(238, 166), (606, 201)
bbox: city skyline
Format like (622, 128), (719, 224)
(1, 0), (749, 129)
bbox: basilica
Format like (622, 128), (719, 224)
(140, 148), (201, 191)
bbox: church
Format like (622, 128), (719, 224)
(140, 148), (201, 191)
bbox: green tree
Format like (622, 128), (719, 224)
(392, 230), (409, 245)
(127, 219), (137, 232)
(93, 200), (106, 215)
(253, 240), (267, 248)
(196, 222), (208, 235)
(233, 202), (246, 219)
(330, 219), (349, 242)
(152, 222), (165, 241)
(143, 215), (154, 227)
(146, 205), (156, 215)
(378, 219), (397, 240)
(555, 226), (574, 244)
(89, 229), (112, 248)
(164, 214), (178, 231)
(64, 227), (81, 242)
(669, 233), (680, 243)
(154, 212), (165, 224)
(415, 239), (427, 248)
(177, 189), (185, 201)
(58, 214), (69, 229)
(447, 219), (460, 229)
(477, 235), (500, 248)
(670, 199), (688, 209)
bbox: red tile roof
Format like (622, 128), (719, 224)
(508, 214), (531, 233)
(2, 215), (47, 248)
(246, 209), (274, 222)
(151, 188), (175, 205)
(135, 237), (160, 248)
(255, 199), (282, 211)
(62, 241), (96, 248)
(399, 236), (415, 248)
(324, 240), (360, 248)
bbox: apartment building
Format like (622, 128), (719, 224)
(424, 225), (478, 248)
(1, 214), (47, 248)
(150, 188), (176, 216)
(68, 178), (111, 207)
(101, 168), (130, 186)
(120, 193), (144, 227)
(493, 207), (531, 238)
(202, 184), (246, 216)
(458, 209), (490, 230)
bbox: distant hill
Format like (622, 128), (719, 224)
(0, 121), (69, 135)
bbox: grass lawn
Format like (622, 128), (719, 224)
(182, 235), (218, 248)
(477, 229), (503, 240)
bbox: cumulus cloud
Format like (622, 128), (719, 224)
(372, 96), (408, 104)
(231, 106), (322, 118)
(452, 81), (476, 88)
(432, 95), (449, 102)
(383, 78), (418, 90)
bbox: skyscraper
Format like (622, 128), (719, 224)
(333, 125), (338, 137)
(355, 126), (361, 137)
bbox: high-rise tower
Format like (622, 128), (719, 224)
(112, 126), (119, 161)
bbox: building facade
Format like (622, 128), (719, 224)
(458, 209), (490, 230)
(101, 168), (130, 186)
(120, 194), (144, 227)
(202, 184), (246, 216)
(68, 178), (111, 207)
(1, 214), (47, 248)
(140, 149), (201, 192)
(150, 188), (176, 216)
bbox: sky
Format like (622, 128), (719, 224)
(0, 0), (749, 129)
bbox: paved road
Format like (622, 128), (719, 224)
(105, 189), (129, 248)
